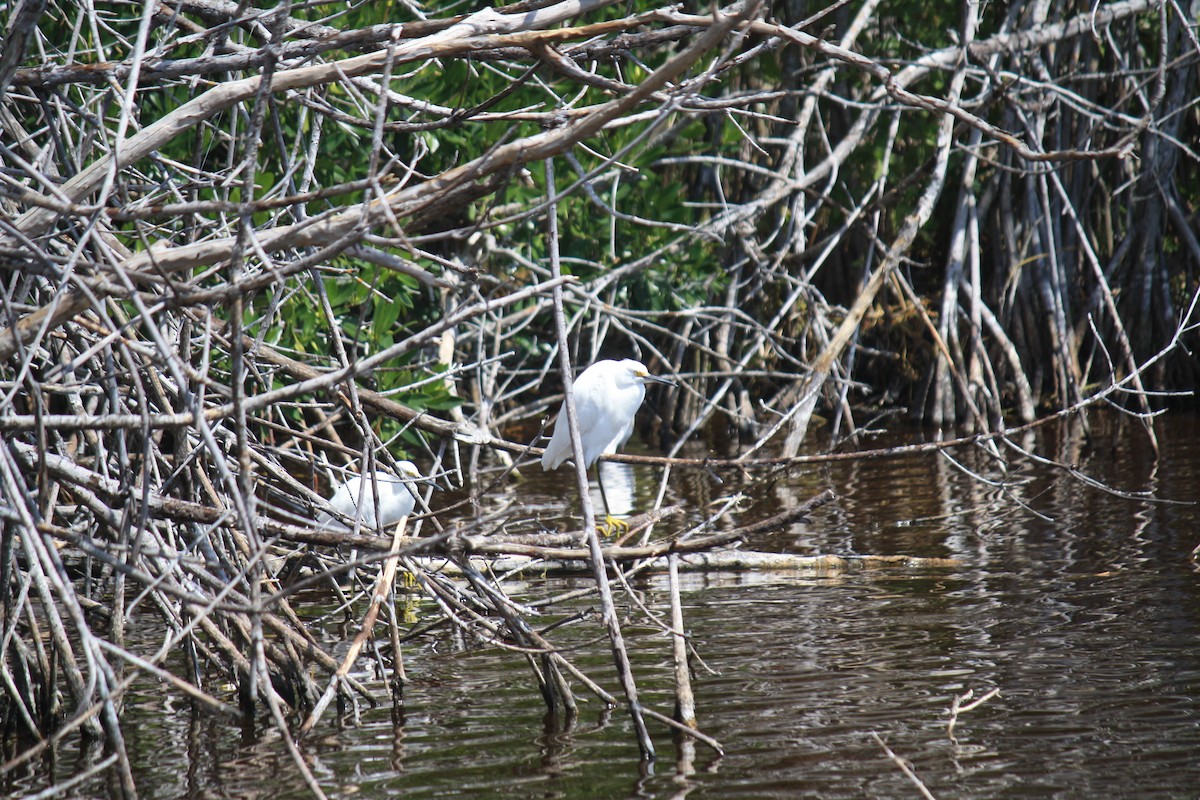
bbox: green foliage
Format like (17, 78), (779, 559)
(208, 252), (461, 449)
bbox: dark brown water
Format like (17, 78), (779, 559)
(7, 412), (1200, 798)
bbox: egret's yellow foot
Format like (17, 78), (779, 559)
(596, 515), (630, 538)
(400, 570), (417, 590)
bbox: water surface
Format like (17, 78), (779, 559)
(7, 412), (1200, 799)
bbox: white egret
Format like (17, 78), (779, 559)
(317, 461), (425, 530)
(318, 460), (431, 578)
(541, 359), (673, 532)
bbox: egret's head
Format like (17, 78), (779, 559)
(396, 460), (439, 489)
(620, 359), (675, 387)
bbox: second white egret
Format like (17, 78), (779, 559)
(318, 461), (432, 581)
(541, 358), (673, 531)
(317, 461), (427, 531)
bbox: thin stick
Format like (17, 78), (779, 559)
(947, 687), (1000, 741)
(668, 553), (696, 728)
(299, 516), (409, 737)
(870, 732), (938, 800)
(545, 155), (654, 759)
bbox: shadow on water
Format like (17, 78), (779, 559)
(10, 412), (1200, 799)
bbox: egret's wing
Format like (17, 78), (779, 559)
(320, 475), (389, 528)
(317, 479), (356, 529)
(570, 369), (610, 437)
(542, 396), (605, 468)
(540, 367), (609, 469)
(577, 364), (641, 455)
(540, 400), (572, 470)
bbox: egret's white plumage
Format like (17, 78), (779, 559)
(317, 460), (424, 530)
(541, 359), (672, 471)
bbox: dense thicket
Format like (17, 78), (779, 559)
(1, 0), (1197, 793)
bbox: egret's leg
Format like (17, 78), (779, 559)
(394, 519), (417, 590)
(594, 463), (629, 538)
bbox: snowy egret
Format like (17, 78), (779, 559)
(318, 461), (432, 579)
(317, 461), (427, 530)
(541, 359), (673, 532)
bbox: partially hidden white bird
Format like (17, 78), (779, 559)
(317, 461), (427, 531)
(317, 461), (431, 584)
(541, 359), (673, 530)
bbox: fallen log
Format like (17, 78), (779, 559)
(412, 549), (962, 576)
